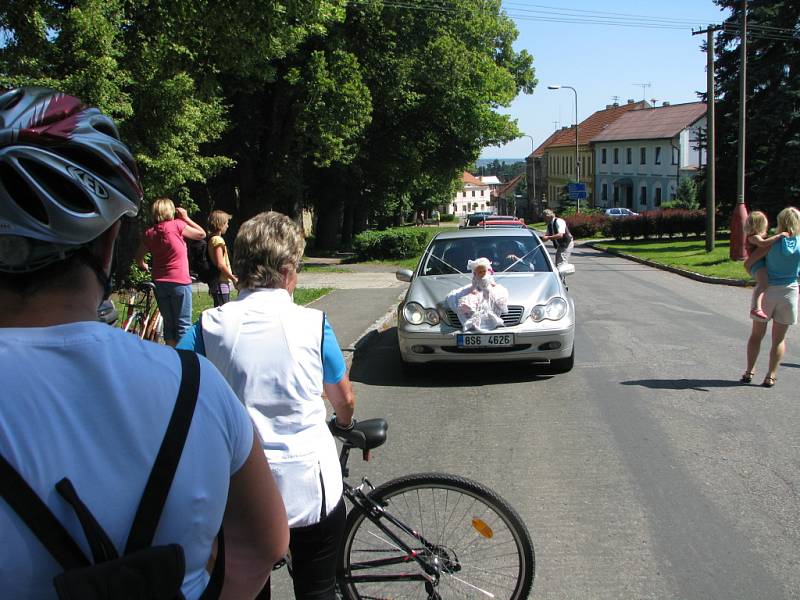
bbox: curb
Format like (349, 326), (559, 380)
(585, 241), (751, 288)
(342, 290), (405, 368)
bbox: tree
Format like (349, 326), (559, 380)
(712, 0), (800, 218)
(307, 0), (536, 248)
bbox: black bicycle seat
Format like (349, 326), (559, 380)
(330, 417), (388, 451)
(137, 281), (156, 292)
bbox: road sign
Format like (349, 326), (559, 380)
(568, 191), (587, 200)
(567, 182), (586, 194)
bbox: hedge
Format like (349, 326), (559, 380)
(353, 227), (435, 260)
(564, 209), (710, 240)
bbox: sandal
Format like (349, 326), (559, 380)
(762, 376), (776, 388)
(740, 371), (754, 384)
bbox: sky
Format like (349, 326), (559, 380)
(481, 0), (731, 159)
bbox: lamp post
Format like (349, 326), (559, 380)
(521, 134), (535, 218)
(548, 84), (580, 211)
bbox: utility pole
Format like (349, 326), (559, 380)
(693, 24), (720, 252)
(731, 0), (748, 260)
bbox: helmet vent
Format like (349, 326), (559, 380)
(19, 158), (97, 214)
(0, 162), (50, 224)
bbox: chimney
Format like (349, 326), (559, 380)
(627, 99), (634, 104)
(662, 101), (670, 106)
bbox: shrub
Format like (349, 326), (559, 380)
(353, 227), (432, 260)
(564, 213), (605, 239)
(440, 213), (456, 222)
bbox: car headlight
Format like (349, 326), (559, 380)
(403, 302), (441, 325)
(530, 297), (568, 322)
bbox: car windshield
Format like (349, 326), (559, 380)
(466, 214), (489, 226)
(420, 236), (551, 275)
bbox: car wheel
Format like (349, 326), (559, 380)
(544, 347), (574, 374)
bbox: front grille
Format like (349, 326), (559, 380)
(444, 305), (524, 328)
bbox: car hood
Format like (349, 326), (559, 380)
(407, 273), (565, 308)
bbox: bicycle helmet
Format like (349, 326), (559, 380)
(0, 86), (142, 272)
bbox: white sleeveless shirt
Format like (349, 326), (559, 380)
(201, 287), (342, 527)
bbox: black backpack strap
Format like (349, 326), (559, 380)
(55, 477), (119, 564)
(125, 349), (200, 553)
(0, 455), (91, 570)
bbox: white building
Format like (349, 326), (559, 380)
(591, 102), (707, 211)
(449, 171), (492, 215)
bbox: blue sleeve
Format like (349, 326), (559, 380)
(322, 315), (346, 384)
(176, 320), (206, 356)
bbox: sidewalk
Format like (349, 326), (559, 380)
(298, 260), (408, 362)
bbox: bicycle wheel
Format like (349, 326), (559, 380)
(338, 473), (534, 600)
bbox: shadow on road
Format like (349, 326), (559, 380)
(621, 378), (745, 391)
(349, 327), (555, 388)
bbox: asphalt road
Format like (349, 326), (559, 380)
(275, 245), (800, 599)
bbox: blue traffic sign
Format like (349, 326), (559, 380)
(567, 182), (586, 193)
(568, 190), (588, 200)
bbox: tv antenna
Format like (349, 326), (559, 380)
(633, 82), (651, 102)
(552, 120), (559, 131)
(611, 95), (620, 105)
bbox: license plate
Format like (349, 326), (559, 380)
(456, 333), (514, 348)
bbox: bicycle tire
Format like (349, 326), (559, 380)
(337, 473), (534, 600)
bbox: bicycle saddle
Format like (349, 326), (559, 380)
(330, 418), (388, 451)
(137, 281), (156, 292)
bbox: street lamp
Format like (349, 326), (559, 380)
(548, 84), (580, 211)
(521, 134), (535, 217)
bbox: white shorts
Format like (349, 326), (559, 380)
(763, 283), (799, 325)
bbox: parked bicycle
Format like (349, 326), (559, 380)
(117, 281), (163, 342)
(285, 417), (535, 599)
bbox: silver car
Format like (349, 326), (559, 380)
(396, 228), (576, 372)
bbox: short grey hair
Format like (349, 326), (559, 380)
(233, 211), (305, 289)
(542, 209), (555, 218)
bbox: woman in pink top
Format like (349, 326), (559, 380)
(136, 198), (205, 345)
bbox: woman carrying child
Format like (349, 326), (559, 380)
(744, 210), (787, 321)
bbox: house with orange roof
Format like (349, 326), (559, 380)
(449, 171), (491, 215)
(591, 101), (706, 211)
(542, 99), (649, 210)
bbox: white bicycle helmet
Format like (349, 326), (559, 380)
(0, 87), (142, 272)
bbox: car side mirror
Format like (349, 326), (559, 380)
(396, 269), (413, 282)
(557, 263), (575, 276)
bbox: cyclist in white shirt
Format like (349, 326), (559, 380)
(179, 210), (356, 600)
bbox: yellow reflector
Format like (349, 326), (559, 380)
(472, 518), (493, 538)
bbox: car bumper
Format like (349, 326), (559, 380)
(398, 323), (575, 364)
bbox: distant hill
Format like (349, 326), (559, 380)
(475, 158), (525, 167)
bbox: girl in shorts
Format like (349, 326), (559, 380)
(744, 211), (786, 321)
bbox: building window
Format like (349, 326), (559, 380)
(613, 148), (619, 164)
(602, 148), (607, 164)
(654, 147), (662, 164)
(640, 185), (647, 205)
(655, 187), (662, 207)
(480, 204), (484, 210)
(471, 190), (475, 197)
(672, 147), (679, 165)
(613, 186), (619, 204)
(626, 148), (632, 164)
(640, 147), (646, 164)
(453, 203), (457, 213)
(602, 183), (608, 202)
(480, 190), (484, 197)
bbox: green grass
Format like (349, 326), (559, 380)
(300, 264), (352, 273)
(594, 238), (749, 281)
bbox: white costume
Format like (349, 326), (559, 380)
(446, 258), (509, 332)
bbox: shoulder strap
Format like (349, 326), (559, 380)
(125, 349), (200, 553)
(0, 455), (91, 570)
